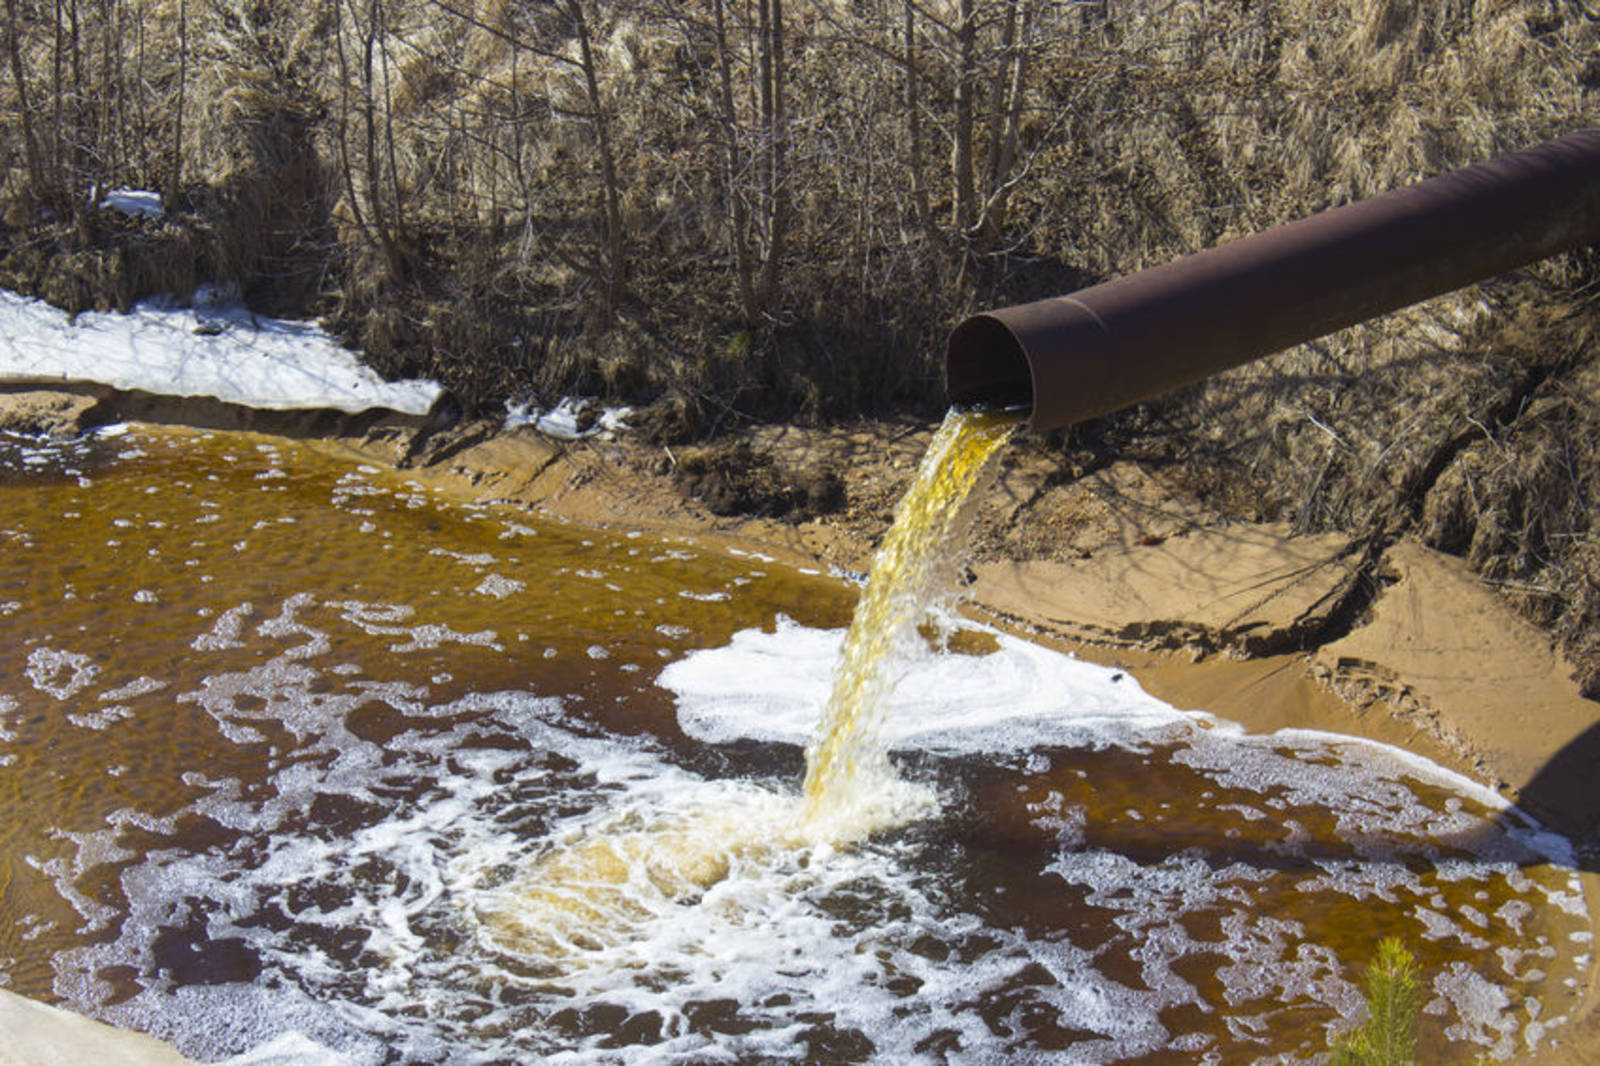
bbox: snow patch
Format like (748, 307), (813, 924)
(99, 188), (164, 220)
(504, 396), (632, 440)
(0, 290), (441, 415)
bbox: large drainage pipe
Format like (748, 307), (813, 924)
(946, 128), (1600, 433)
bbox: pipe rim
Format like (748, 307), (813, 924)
(945, 313), (1035, 422)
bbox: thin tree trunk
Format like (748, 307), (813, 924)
(903, 0), (934, 242)
(166, 0), (185, 204)
(977, 0), (1032, 244)
(756, 0), (785, 312)
(951, 0), (977, 237)
(68, 0), (85, 209)
(3, 0), (49, 203)
(332, 0), (377, 249)
(712, 0), (758, 320)
(135, 1), (146, 180)
(756, 0), (772, 232)
(51, 0), (63, 185)
(508, 37), (523, 233)
(360, 0), (406, 277)
(376, 16), (407, 241)
(980, 0), (1017, 199)
(104, 0), (123, 187)
(569, 0), (626, 311)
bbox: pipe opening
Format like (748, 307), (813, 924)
(945, 314), (1033, 413)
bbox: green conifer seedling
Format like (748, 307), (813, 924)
(1331, 937), (1421, 1066)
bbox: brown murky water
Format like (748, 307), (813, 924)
(0, 424), (1589, 1063)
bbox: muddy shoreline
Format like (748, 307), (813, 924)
(5, 387), (1600, 1062)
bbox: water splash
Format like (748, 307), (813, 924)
(474, 788), (805, 958)
(476, 408), (1018, 956)
(802, 406), (1019, 836)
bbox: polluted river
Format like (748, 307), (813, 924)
(0, 411), (1591, 1063)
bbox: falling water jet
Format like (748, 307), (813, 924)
(475, 407), (1020, 958)
(801, 406), (1020, 836)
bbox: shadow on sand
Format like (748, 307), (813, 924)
(1512, 717), (1600, 871)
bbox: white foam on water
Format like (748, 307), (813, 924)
(38, 653), (1205, 1064)
(473, 574), (524, 599)
(38, 621), (1571, 1063)
(24, 646), (101, 700)
(1430, 961), (1521, 1058)
(220, 1032), (357, 1066)
(660, 615), (1189, 753)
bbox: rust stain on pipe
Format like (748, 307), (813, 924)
(946, 128), (1600, 433)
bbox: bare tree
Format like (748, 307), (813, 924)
(166, 0), (186, 204)
(951, 0), (976, 239)
(755, 0), (786, 314)
(332, 0), (411, 278)
(564, 0), (627, 313)
(3, 0), (51, 205)
(684, 0), (790, 323)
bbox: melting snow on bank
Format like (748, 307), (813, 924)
(0, 288), (442, 415)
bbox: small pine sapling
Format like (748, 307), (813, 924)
(1331, 937), (1421, 1066)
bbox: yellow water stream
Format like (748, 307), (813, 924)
(802, 407), (1019, 833)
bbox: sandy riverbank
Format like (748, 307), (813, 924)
(4, 386), (1600, 1062)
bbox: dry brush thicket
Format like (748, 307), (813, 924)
(3, 0), (1600, 682)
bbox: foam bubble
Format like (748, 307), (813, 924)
(24, 646), (100, 699)
(473, 574), (525, 599)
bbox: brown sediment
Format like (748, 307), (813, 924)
(968, 523), (1360, 656)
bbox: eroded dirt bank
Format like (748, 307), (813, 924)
(5, 386), (1600, 1061)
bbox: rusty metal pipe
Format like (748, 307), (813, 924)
(946, 128), (1600, 433)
